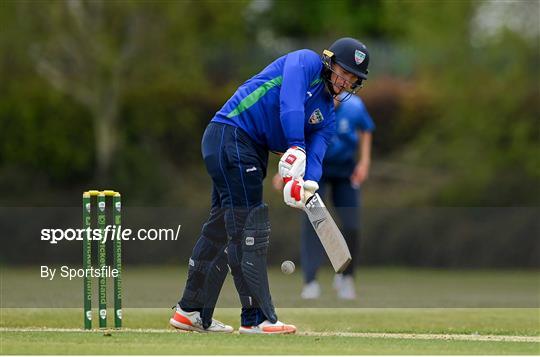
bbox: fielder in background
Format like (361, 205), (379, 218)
(306, 94), (374, 300)
(273, 94), (374, 300)
(171, 37), (370, 334)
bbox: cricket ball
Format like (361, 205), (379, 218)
(281, 260), (295, 275)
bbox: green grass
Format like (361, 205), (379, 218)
(2, 308), (540, 335)
(2, 266), (539, 308)
(2, 330), (539, 355)
(1, 267), (539, 354)
(1, 308), (539, 354)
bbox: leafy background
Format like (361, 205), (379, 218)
(1, 0), (538, 266)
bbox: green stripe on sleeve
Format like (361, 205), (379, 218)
(226, 76), (321, 119)
(227, 76), (283, 118)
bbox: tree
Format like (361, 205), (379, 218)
(30, 0), (143, 179)
(382, 0), (540, 205)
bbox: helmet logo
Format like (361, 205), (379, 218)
(354, 50), (366, 65)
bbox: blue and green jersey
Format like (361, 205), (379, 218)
(212, 49), (335, 182)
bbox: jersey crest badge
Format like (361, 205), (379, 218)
(355, 50), (366, 65)
(309, 108), (324, 124)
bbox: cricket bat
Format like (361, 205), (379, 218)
(304, 193), (352, 273)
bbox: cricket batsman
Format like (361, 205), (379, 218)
(170, 37), (370, 334)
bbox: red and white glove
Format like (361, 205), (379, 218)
(283, 179), (319, 209)
(278, 146), (306, 181)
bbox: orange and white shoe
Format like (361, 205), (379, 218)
(170, 306), (233, 333)
(238, 320), (296, 334)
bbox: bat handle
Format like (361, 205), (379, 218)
(304, 192), (316, 205)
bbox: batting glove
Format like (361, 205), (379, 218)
(278, 146), (306, 181)
(283, 179), (319, 209)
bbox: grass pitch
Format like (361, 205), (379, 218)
(1, 308), (539, 354)
(1, 267), (539, 354)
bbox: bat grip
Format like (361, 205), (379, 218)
(304, 192), (316, 205)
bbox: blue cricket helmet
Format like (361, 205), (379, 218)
(323, 37), (369, 80)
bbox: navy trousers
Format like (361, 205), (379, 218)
(301, 176), (360, 283)
(180, 122), (270, 326)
